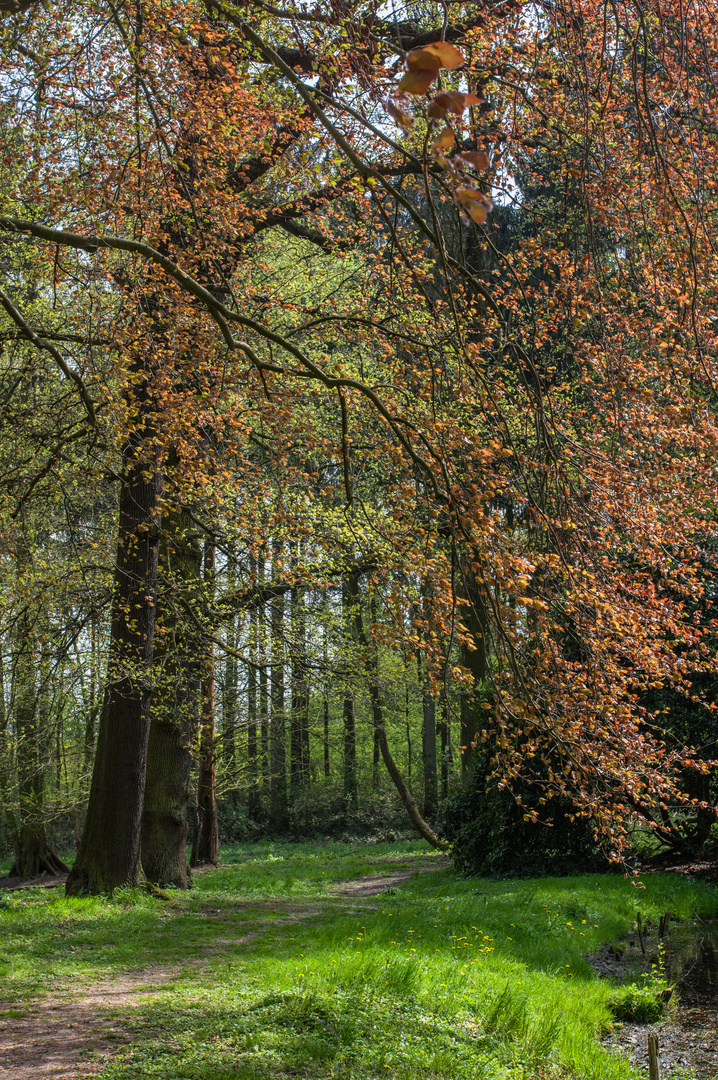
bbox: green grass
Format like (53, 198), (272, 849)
(1, 839), (717, 1080)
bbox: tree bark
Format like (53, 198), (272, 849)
(141, 510), (201, 888)
(342, 575), (358, 810)
(247, 587), (260, 819)
(420, 653), (438, 820)
(290, 565), (309, 790)
(258, 553), (270, 809)
(322, 621), (330, 779)
(66, 410), (162, 896)
(269, 539), (287, 827)
(192, 538), (219, 866)
(439, 687), (451, 798)
(458, 573), (490, 785)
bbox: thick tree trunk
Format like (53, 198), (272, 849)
(142, 706), (195, 887)
(141, 511), (201, 888)
(348, 576), (446, 849)
(192, 539), (219, 866)
(66, 422), (162, 896)
(342, 575), (358, 810)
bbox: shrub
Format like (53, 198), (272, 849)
(436, 754), (607, 877)
(607, 982), (665, 1024)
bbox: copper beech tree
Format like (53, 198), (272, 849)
(0, 0), (717, 891)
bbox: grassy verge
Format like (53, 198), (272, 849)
(1, 839), (717, 1079)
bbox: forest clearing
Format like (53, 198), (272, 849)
(1, 840), (717, 1080)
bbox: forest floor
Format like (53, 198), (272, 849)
(0, 840), (717, 1080)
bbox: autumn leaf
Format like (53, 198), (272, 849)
(385, 98), (414, 129)
(406, 42), (465, 71)
(433, 90), (483, 115)
(427, 98), (448, 120)
(398, 68), (437, 95)
(456, 150), (490, 170)
(432, 126), (455, 155)
(455, 186), (493, 222)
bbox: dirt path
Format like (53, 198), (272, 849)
(329, 858), (451, 897)
(0, 970), (177, 1079)
(0, 861), (442, 1079)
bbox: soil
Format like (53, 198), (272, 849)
(0, 872), (68, 892)
(329, 857), (451, 897)
(0, 858), (442, 1078)
(0, 970), (177, 1079)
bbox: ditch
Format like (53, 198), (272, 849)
(600, 917), (718, 1078)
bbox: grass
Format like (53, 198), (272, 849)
(1, 839), (717, 1079)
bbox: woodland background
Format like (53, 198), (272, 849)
(0, 0), (717, 894)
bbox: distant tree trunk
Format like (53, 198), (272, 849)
(223, 563), (238, 795)
(8, 580), (68, 879)
(342, 575), (358, 811)
(258, 552), (270, 809)
(420, 654), (438, 820)
(370, 592), (380, 791)
(141, 510), (201, 888)
(83, 612), (100, 778)
(458, 572), (490, 785)
(290, 564), (309, 791)
(192, 538), (219, 866)
(439, 687), (451, 797)
(348, 575), (446, 849)
(270, 539), (287, 827)
(66, 410), (162, 895)
(405, 682), (412, 782)
(322, 622), (330, 779)
(247, 583), (260, 819)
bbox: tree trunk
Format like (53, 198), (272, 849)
(405, 682), (412, 781)
(290, 565), (309, 790)
(342, 575), (358, 810)
(8, 530), (68, 880)
(141, 510), (201, 888)
(269, 539), (287, 828)
(9, 635), (68, 878)
(192, 538), (219, 866)
(223, 626), (238, 789)
(322, 620), (330, 778)
(348, 576), (446, 849)
(420, 653), (438, 820)
(247, 587), (260, 819)
(458, 573), (490, 785)
(258, 552), (270, 809)
(440, 687), (450, 798)
(66, 417), (162, 896)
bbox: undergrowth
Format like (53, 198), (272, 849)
(0, 839), (716, 1079)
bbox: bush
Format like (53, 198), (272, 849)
(436, 755), (607, 877)
(607, 982), (665, 1024)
